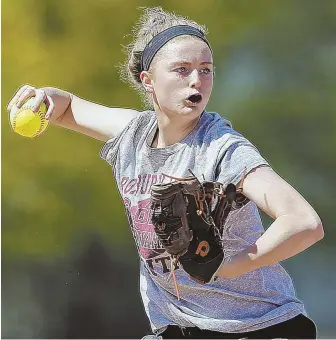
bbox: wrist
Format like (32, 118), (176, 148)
(41, 87), (72, 122)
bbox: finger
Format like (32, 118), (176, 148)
(9, 103), (19, 124)
(16, 87), (37, 108)
(31, 89), (47, 112)
(44, 95), (55, 120)
(7, 84), (33, 111)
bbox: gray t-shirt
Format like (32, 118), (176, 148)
(100, 110), (306, 334)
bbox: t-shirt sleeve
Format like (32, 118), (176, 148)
(99, 116), (138, 168)
(216, 138), (270, 186)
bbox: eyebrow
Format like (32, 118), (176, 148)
(169, 60), (213, 67)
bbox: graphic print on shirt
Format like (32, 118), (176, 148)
(121, 173), (179, 277)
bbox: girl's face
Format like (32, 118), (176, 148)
(142, 37), (214, 120)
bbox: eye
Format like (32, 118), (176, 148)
(200, 67), (212, 75)
(175, 66), (188, 74)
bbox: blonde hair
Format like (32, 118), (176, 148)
(119, 7), (208, 107)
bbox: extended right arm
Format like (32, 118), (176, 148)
(8, 85), (139, 142)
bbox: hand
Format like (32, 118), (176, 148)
(7, 84), (55, 120)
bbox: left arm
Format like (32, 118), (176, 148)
(216, 166), (324, 279)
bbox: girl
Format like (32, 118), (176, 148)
(8, 7), (323, 339)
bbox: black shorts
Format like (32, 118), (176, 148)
(159, 314), (317, 339)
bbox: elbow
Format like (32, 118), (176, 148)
(305, 217), (324, 242)
(313, 221), (324, 241)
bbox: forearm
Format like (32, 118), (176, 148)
(40, 87), (128, 141)
(40, 87), (111, 139)
(216, 214), (323, 279)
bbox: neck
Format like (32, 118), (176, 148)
(152, 108), (202, 148)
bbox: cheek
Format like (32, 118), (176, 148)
(203, 77), (213, 94)
(155, 75), (184, 96)
(154, 74), (171, 90)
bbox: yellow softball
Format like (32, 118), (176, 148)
(10, 97), (49, 138)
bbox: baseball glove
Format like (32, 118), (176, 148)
(150, 170), (249, 297)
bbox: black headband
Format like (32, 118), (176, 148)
(141, 25), (212, 71)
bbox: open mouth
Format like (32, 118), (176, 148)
(186, 94), (202, 105)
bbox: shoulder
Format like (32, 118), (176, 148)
(100, 110), (155, 164)
(197, 111), (249, 148)
(108, 110), (156, 142)
(200, 112), (270, 185)
(200, 111), (232, 132)
(125, 110), (156, 131)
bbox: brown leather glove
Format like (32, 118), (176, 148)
(150, 174), (249, 285)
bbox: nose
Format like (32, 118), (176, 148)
(189, 69), (201, 89)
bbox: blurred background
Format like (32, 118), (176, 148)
(2, 0), (335, 338)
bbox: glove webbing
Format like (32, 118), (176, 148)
(162, 171), (215, 223)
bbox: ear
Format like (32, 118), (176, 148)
(140, 71), (154, 93)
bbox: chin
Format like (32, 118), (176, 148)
(181, 106), (204, 118)
(163, 105), (204, 119)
